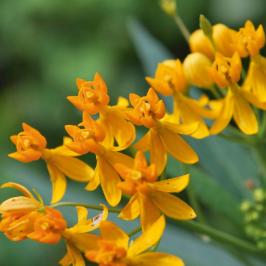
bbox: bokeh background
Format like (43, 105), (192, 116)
(1, 0), (266, 265)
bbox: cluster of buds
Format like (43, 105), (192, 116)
(241, 188), (266, 250)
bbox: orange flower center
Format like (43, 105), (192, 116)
(16, 133), (38, 152)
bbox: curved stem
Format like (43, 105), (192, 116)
(50, 201), (121, 213)
(173, 15), (190, 42)
(175, 221), (265, 257)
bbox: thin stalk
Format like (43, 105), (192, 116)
(173, 15), (190, 42)
(175, 221), (265, 257)
(128, 226), (142, 237)
(50, 201), (121, 213)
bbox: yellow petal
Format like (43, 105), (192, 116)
(128, 252), (184, 266)
(85, 164), (100, 191)
(117, 96), (129, 107)
(150, 129), (167, 176)
(150, 190), (196, 220)
(1, 182), (34, 198)
(76, 206), (88, 223)
(100, 221), (129, 249)
(159, 126), (198, 164)
(98, 157), (122, 206)
(138, 192), (161, 231)
(128, 215), (165, 256)
(134, 130), (150, 152)
(241, 90), (266, 110)
(70, 233), (99, 252)
(210, 90), (234, 135)
(47, 163), (67, 204)
(49, 155), (94, 182)
(104, 150), (134, 169)
(232, 91), (258, 135)
(59, 243), (85, 266)
(0, 196), (39, 213)
(150, 174), (189, 193)
(119, 193), (140, 220)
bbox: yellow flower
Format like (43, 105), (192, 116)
(67, 73), (136, 151)
(86, 216), (184, 266)
(9, 123), (94, 203)
(183, 52), (213, 88)
(128, 88), (199, 175)
(189, 24), (237, 59)
(117, 151), (196, 231)
(65, 113), (134, 207)
(235, 20), (265, 58)
(60, 205), (108, 266)
(146, 59), (187, 96)
(0, 183), (67, 244)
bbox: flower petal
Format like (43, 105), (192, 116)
(1, 182), (34, 198)
(210, 90), (234, 135)
(134, 130), (150, 152)
(159, 126), (198, 164)
(47, 163), (67, 204)
(233, 91), (258, 135)
(150, 174), (189, 193)
(98, 157), (122, 206)
(59, 243), (86, 266)
(49, 155), (94, 182)
(138, 192), (161, 231)
(150, 190), (196, 220)
(119, 193), (140, 220)
(85, 164), (100, 191)
(100, 221), (129, 249)
(150, 129), (167, 175)
(128, 215), (165, 256)
(128, 252), (184, 266)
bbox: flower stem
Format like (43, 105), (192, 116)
(173, 15), (190, 42)
(175, 221), (265, 257)
(50, 201), (121, 213)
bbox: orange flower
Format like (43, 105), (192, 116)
(27, 207), (67, 244)
(128, 88), (198, 175)
(146, 59), (187, 96)
(67, 72), (110, 114)
(235, 20), (265, 58)
(117, 151), (196, 231)
(9, 123), (47, 163)
(9, 123), (94, 203)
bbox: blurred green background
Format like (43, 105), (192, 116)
(1, 0), (266, 265)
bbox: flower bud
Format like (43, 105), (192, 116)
(183, 52), (213, 88)
(160, 0), (176, 16)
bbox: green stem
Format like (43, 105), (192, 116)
(128, 226), (142, 237)
(175, 221), (265, 257)
(173, 15), (190, 42)
(50, 201), (121, 213)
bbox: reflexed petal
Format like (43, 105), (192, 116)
(128, 252), (184, 266)
(162, 121), (199, 136)
(50, 155), (94, 182)
(76, 207), (88, 223)
(134, 131), (150, 152)
(119, 193), (140, 221)
(70, 233), (99, 252)
(128, 215), (165, 256)
(150, 190), (196, 220)
(1, 182), (34, 198)
(150, 129), (167, 176)
(233, 92), (258, 135)
(0, 196), (39, 213)
(210, 90), (234, 135)
(98, 157), (122, 206)
(100, 221), (129, 249)
(151, 174), (189, 193)
(138, 192), (161, 231)
(59, 243), (86, 266)
(159, 127), (198, 164)
(47, 163), (67, 204)
(104, 150), (134, 169)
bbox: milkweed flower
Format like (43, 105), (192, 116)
(60, 205), (108, 266)
(127, 88), (199, 175)
(210, 52), (258, 135)
(65, 113), (134, 207)
(8, 123), (94, 203)
(0, 182), (66, 244)
(67, 73), (135, 151)
(116, 151), (196, 231)
(86, 216), (184, 266)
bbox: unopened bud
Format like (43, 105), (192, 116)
(160, 0), (176, 16)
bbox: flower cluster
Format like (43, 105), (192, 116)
(2, 12), (266, 265)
